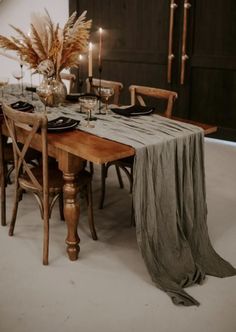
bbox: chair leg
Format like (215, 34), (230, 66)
(59, 193), (65, 221)
(130, 165), (133, 194)
(0, 167), (6, 226)
(115, 165), (124, 189)
(129, 168), (134, 225)
(8, 187), (22, 236)
(89, 161), (94, 176)
(0, 133), (7, 226)
(6, 165), (14, 184)
(86, 182), (97, 240)
(99, 163), (106, 209)
(130, 198), (135, 227)
(43, 213), (49, 265)
(1, 185), (6, 226)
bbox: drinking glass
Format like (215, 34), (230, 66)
(0, 77), (9, 98)
(36, 87), (53, 114)
(99, 87), (114, 114)
(12, 69), (25, 95)
(79, 96), (97, 128)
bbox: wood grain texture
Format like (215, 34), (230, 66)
(2, 125), (135, 165)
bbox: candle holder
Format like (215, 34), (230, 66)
(20, 64), (24, 96)
(78, 79), (83, 92)
(30, 72), (34, 100)
(77, 65), (84, 93)
(88, 76), (93, 93)
(97, 65), (103, 115)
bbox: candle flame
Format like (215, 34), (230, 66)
(99, 27), (103, 34)
(89, 42), (93, 50)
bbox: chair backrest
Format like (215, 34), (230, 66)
(129, 85), (178, 118)
(2, 103), (49, 212)
(86, 78), (123, 105)
(60, 72), (76, 93)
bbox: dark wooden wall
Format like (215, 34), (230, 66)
(69, 0), (236, 141)
(69, 0), (171, 104)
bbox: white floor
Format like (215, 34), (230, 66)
(0, 138), (236, 332)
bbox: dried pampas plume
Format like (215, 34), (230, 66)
(0, 9), (92, 77)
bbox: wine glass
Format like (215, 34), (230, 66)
(0, 77), (9, 98)
(99, 87), (114, 114)
(79, 96), (97, 128)
(12, 69), (25, 95)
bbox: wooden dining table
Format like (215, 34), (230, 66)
(1, 106), (217, 261)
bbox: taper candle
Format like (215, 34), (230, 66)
(78, 54), (82, 79)
(98, 27), (103, 68)
(88, 42), (93, 77)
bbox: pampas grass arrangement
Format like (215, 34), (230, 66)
(0, 9), (92, 78)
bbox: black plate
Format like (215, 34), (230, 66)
(10, 101), (34, 113)
(47, 117), (79, 132)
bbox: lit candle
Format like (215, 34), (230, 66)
(78, 54), (82, 78)
(98, 27), (103, 68)
(88, 42), (93, 77)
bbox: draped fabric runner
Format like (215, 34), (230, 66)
(75, 112), (236, 306)
(4, 86), (236, 306)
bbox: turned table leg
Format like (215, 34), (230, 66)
(63, 171), (80, 260)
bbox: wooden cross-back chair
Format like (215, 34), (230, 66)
(0, 125), (11, 226)
(99, 85), (178, 210)
(0, 127), (41, 227)
(1, 103), (97, 265)
(130, 85), (178, 118)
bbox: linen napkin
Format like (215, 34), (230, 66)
(111, 105), (155, 117)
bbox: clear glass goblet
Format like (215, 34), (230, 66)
(37, 89), (53, 114)
(99, 87), (114, 114)
(79, 96), (98, 128)
(12, 70), (25, 95)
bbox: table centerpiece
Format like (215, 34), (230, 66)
(0, 9), (92, 106)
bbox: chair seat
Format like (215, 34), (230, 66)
(19, 168), (92, 194)
(4, 142), (40, 163)
(19, 167), (64, 194)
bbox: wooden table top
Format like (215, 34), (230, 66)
(1, 120), (135, 165)
(170, 116), (217, 135)
(47, 129), (135, 164)
(1, 111), (217, 165)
